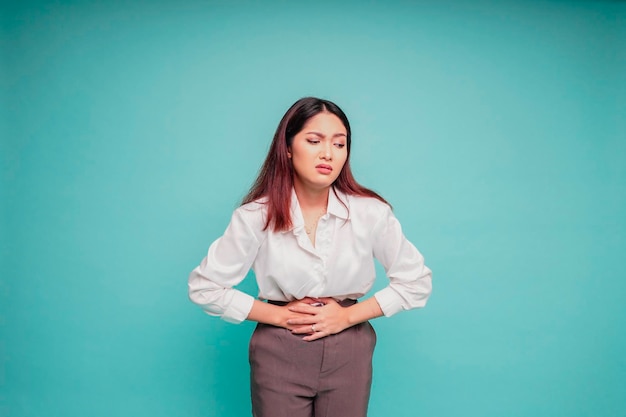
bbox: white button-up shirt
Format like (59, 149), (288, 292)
(188, 188), (432, 323)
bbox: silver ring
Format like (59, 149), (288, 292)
(311, 324), (316, 332)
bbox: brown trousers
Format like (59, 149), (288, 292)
(249, 304), (377, 417)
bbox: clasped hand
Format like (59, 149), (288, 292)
(283, 297), (350, 342)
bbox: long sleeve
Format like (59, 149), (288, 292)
(372, 204), (432, 317)
(188, 208), (260, 324)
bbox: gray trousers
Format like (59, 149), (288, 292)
(249, 303), (377, 417)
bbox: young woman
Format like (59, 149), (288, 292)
(188, 97), (432, 417)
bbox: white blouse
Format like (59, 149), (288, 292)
(188, 188), (432, 323)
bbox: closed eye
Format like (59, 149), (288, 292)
(334, 143), (346, 148)
(306, 139), (320, 144)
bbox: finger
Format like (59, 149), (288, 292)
(288, 305), (318, 315)
(286, 317), (315, 326)
(302, 331), (326, 342)
(290, 325), (316, 335)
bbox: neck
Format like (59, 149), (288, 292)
(293, 181), (330, 212)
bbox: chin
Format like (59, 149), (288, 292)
(309, 181), (334, 190)
(296, 174), (338, 191)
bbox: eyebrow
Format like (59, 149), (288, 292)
(305, 131), (347, 139)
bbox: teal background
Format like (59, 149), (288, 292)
(2, 1), (625, 416)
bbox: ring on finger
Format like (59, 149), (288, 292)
(311, 324), (316, 332)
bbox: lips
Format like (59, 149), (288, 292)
(315, 164), (333, 174)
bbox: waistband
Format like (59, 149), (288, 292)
(268, 299), (357, 307)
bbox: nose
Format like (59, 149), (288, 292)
(320, 142), (332, 160)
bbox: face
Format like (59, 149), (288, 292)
(288, 112), (348, 193)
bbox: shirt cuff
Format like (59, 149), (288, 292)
(221, 291), (255, 324)
(374, 287), (404, 317)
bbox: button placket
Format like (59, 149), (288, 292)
(316, 215), (333, 285)
(317, 215), (330, 260)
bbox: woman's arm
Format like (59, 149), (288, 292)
(189, 208), (261, 323)
(370, 204), (433, 317)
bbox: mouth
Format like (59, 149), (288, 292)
(315, 164), (333, 174)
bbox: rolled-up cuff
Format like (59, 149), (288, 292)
(221, 291), (255, 324)
(374, 287), (404, 317)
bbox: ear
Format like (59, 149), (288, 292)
(287, 147), (292, 158)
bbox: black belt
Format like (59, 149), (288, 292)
(268, 299), (357, 307)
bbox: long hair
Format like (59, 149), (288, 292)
(242, 97), (388, 232)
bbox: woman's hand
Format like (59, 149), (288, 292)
(286, 298), (351, 341)
(276, 297), (319, 330)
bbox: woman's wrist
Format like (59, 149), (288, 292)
(345, 298), (383, 326)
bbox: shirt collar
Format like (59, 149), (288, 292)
(286, 187), (350, 233)
(327, 187), (350, 220)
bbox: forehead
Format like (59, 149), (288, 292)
(301, 112), (346, 134)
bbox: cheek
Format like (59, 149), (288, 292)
(334, 155), (348, 176)
(292, 143), (313, 159)
(337, 152), (348, 167)
(290, 151), (310, 175)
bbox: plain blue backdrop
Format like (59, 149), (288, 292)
(2, 1), (625, 416)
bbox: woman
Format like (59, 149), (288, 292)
(188, 97), (432, 417)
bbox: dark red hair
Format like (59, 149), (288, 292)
(242, 97), (389, 232)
